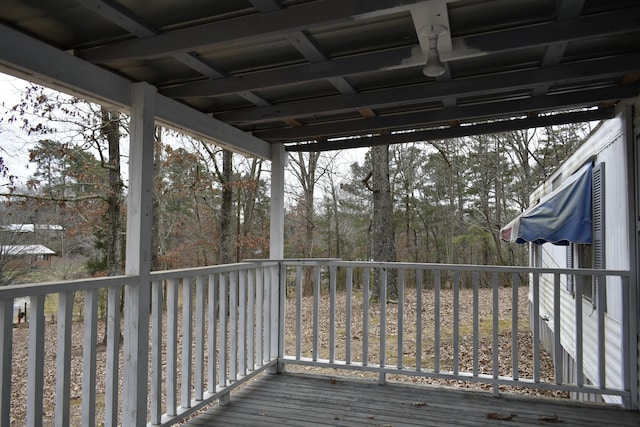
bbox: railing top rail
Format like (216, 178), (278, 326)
(281, 259), (631, 278)
(0, 274), (138, 299)
(149, 261), (271, 281)
(0, 258), (629, 300)
(0, 261), (276, 300)
(278, 258), (341, 267)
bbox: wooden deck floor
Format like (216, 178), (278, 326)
(185, 373), (640, 427)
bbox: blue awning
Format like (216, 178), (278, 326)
(500, 162), (592, 246)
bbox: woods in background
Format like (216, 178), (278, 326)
(0, 83), (594, 283)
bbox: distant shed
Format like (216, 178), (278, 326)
(0, 245), (56, 268)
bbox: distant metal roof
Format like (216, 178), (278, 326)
(1, 0), (639, 154)
(1, 224), (64, 232)
(0, 245), (55, 256)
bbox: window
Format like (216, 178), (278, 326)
(566, 244), (574, 293)
(576, 244), (594, 301)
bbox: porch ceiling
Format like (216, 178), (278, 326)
(1, 0), (639, 155)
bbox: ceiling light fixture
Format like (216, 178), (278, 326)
(420, 25), (446, 77)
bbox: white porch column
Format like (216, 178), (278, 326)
(123, 82), (156, 426)
(270, 143), (286, 259)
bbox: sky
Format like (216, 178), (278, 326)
(0, 72), (34, 186)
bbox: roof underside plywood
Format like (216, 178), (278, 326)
(1, 0), (639, 156)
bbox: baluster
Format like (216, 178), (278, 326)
(219, 274), (228, 388)
(55, 292), (73, 427)
(553, 274), (562, 385)
(312, 265), (320, 362)
(26, 294), (45, 427)
(263, 267), (271, 362)
(105, 286), (121, 427)
(575, 276), (584, 387)
(195, 276), (206, 400)
(295, 266), (303, 360)
(434, 270), (441, 373)
(208, 274), (217, 394)
(166, 278), (179, 416)
(150, 281), (162, 424)
(239, 269), (247, 376)
(247, 269), (255, 371)
(512, 273), (520, 382)
(415, 269), (423, 371)
(533, 273), (541, 383)
(229, 272), (238, 381)
(363, 267), (370, 366)
(329, 265), (336, 363)
(278, 262), (287, 368)
(346, 267), (353, 365)
(82, 289), (98, 427)
(597, 272), (606, 389)
(397, 269), (404, 370)
(453, 271), (459, 375)
(0, 299), (13, 427)
(472, 272), (479, 377)
(181, 278), (193, 409)
(379, 268), (387, 384)
(256, 268), (263, 366)
(492, 272), (499, 396)
(270, 265), (279, 360)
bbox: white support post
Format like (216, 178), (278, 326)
(122, 82), (155, 427)
(269, 144), (286, 374)
(270, 143), (286, 259)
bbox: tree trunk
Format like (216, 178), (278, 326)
(219, 149), (233, 264)
(370, 145), (397, 301)
(239, 158), (263, 259)
(101, 108), (124, 344)
(102, 108), (123, 277)
(151, 126), (166, 271)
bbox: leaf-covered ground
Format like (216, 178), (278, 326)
(284, 286), (568, 398)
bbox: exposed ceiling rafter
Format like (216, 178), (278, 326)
(285, 107), (615, 152)
(217, 53), (640, 125)
(78, 0), (430, 62)
(256, 84), (639, 141)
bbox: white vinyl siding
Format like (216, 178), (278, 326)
(530, 116), (629, 405)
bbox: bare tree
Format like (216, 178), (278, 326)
(367, 145), (397, 301)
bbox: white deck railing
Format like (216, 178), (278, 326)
(0, 260), (636, 426)
(0, 261), (280, 427)
(279, 260), (636, 409)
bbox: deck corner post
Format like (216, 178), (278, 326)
(271, 261), (287, 374)
(122, 81), (156, 426)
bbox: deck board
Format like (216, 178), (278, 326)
(184, 373), (640, 426)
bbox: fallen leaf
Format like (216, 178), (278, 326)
(539, 413), (560, 422)
(412, 401), (428, 407)
(487, 412), (516, 421)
